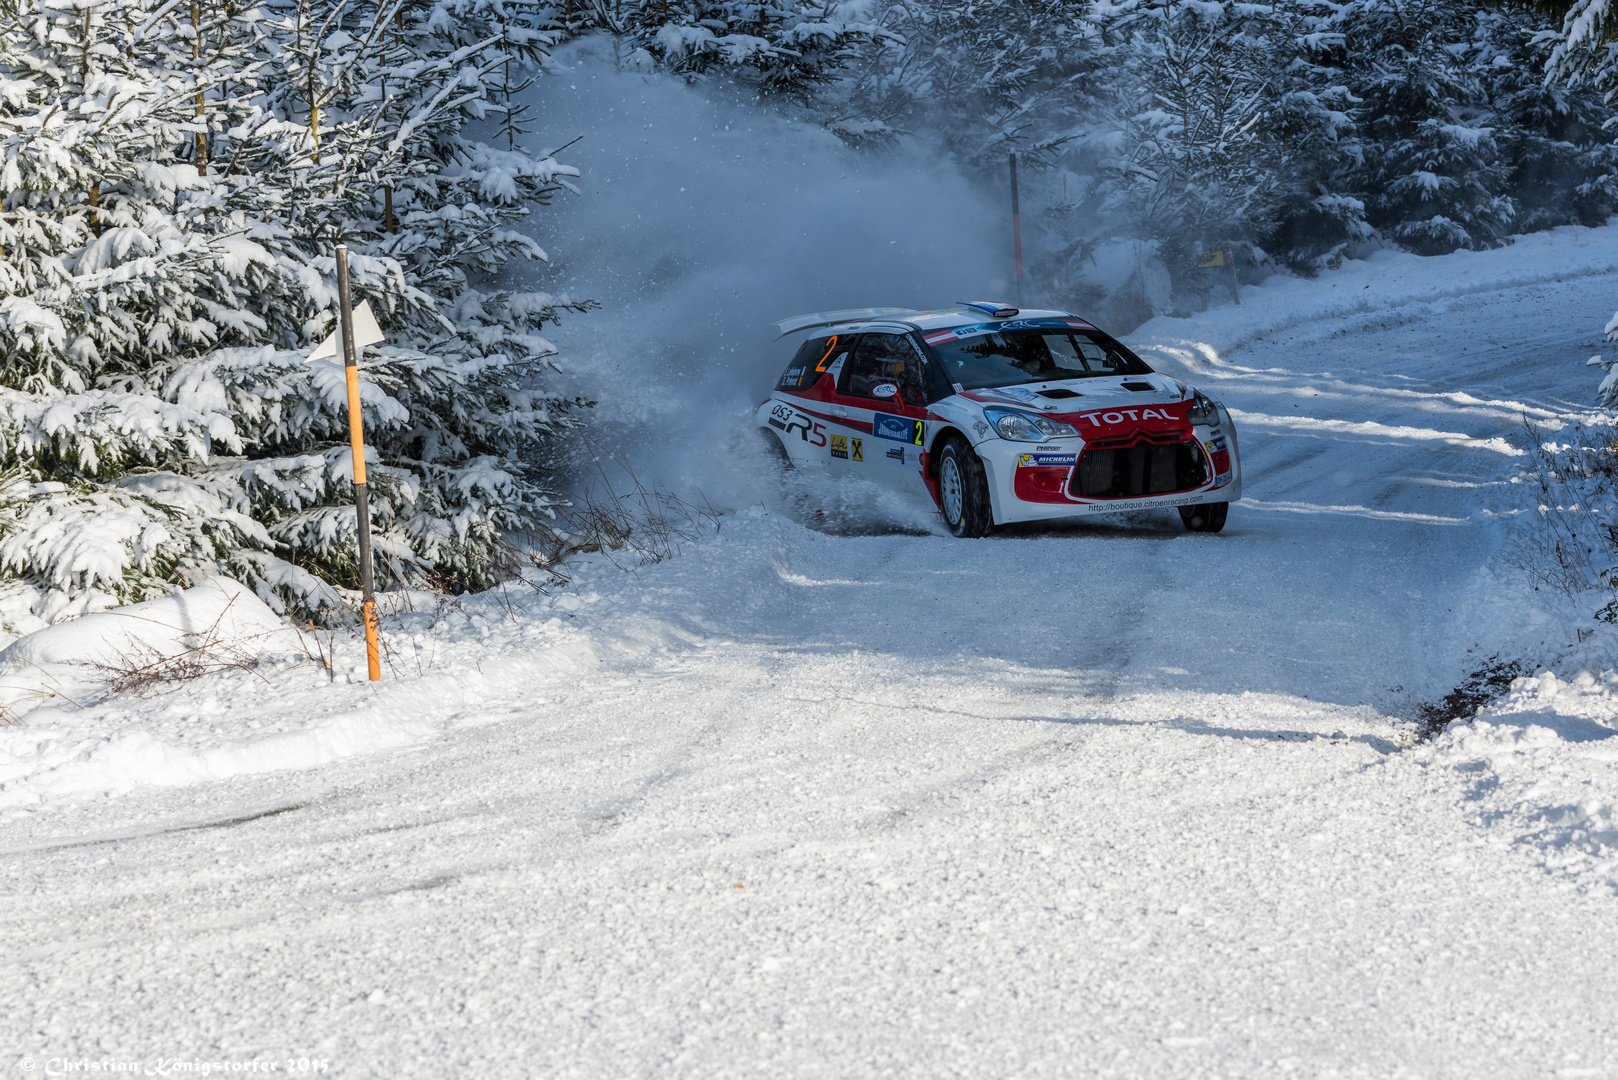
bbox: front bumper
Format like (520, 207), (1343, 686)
(974, 426), (1241, 525)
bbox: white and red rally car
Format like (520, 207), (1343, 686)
(756, 302), (1241, 537)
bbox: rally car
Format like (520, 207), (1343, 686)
(756, 302), (1241, 537)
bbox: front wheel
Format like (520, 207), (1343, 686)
(1179, 501), (1229, 533)
(938, 437), (994, 538)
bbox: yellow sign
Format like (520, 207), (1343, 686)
(851, 438), (863, 462)
(1198, 251), (1228, 268)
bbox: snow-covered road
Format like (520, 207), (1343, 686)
(6, 233), (1618, 1077)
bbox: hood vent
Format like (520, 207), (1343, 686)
(1036, 388), (1082, 399)
(1121, 381), (1156, 392)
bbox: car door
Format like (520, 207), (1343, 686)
(833, 332), (931, 493)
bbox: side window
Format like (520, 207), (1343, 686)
(777, 334), (854, 391)
(838, 333), (927, 406)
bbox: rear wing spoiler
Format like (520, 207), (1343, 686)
(772, 307), (919, 339)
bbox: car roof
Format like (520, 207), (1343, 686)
(775, 306), (1087, 338)
(902, 307), (1078, 330)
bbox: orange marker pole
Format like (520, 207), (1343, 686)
(335, 244), (381, 681)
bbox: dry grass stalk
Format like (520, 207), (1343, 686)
(91, 594), (325, 695)
(1509, 416), (1618, 600)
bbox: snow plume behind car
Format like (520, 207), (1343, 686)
(519, 39), (1007, 530)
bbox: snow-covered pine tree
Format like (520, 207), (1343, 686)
(601, 0), (888, 120)
(1089, 0), (1356, 293)
(1333, 0), (1514, 254)
(1258, 2), (1373, 271)
(1480, 5), (1618, 233)
(1546, 0), (1618, 380)
(0, 0), (282, 633)
(225, 0), (592, 602)
(1548, 0), (1618, 101)
(849, 0), (1101, 170)
(0, 0), (587, 637)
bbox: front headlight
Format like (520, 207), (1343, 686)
(1190, 390), (1222, 428)
(982, 407), (1079, 442)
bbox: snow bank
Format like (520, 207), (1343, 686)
(0, 574), (487, 810)
(0, 707), (435, 809)
(1128, 222), (1618, 378)
(0, 578), (434, 809)
(0, 577), (302, 723)
(0, 514), (778, 812)
(1414, 671), (1618, 892)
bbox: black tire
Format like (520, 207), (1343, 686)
(1179, 501), (1229, 533)
(759, 428), (793, 473)
(938, 437), (994, 538)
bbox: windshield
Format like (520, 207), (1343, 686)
(926, 324), (1153, 389)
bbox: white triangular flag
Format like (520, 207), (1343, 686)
(308, 299), (386, 361)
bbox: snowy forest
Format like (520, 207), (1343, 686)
(12, 1), (1618, 1069)
(0, 0), (1616, 631)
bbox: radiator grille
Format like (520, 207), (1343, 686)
(1072, 438), (1208, 499)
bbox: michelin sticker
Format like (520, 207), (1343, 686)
(1017, 453), (1077, 467)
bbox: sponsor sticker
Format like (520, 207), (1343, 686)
(922, 318), (1095, 345)
(978, 386), (1041, 404)
(1017, 453), (1077, 467)
(1082, 493), (1210, 511)
(767, 401), (809, 439)
(886, 447), (906, 464)
(830, 434), (849, 460)
(1209, 436), (1228, 452)
(872, 383), (898, 398)
(851, 438), (863, 462)
(872, 412), (925, 445)
(1075, 407), (1180, 428)
(766, 401), (824, 445)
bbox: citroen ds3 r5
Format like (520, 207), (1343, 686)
(756, 302), (1240, 537)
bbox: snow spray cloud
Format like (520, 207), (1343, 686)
(513, 39), (1006, 513)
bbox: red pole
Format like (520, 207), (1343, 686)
(1009, 152), (1023, 305)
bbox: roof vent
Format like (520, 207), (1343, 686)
(956, 301), (1019, 319)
